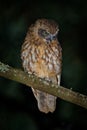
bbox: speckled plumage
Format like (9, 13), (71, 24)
(21, 19), (62, 113)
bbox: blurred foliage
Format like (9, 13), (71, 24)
(0, 0), (87, 130)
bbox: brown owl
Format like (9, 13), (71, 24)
(21, 19), (62, 113)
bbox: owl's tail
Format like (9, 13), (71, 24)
(32, 88), (57, 113)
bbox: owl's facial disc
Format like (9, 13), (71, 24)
(38, 28), (58, 43)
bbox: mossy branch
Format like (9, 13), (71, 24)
(0, 61), (87, 109)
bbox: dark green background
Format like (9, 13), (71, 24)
(0, 0), (87, 130)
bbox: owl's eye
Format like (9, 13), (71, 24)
(38, 29), (50, 38)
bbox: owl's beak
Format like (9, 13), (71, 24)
(51, 35), (56, 41)
(46, 34), (56, 43)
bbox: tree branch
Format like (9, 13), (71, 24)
(0, 61), (87, 109)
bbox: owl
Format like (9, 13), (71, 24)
(21, 19), (62, 113)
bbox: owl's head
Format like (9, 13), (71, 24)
(32, 19), (59, 43)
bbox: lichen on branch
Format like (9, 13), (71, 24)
(0, 62), (9, 72)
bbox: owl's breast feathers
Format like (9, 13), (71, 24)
(21, 36), (62, 80)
